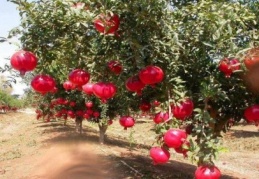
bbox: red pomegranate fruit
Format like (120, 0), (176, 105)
(82, 83), (94, 95)
(63, 80), (76, 91)
(10, 50), (37, 75)
(119, 116), (135, 130)
(172, 99), (194, 120)
(138, 65), (164, 86)
(163, 129), (187, 148)
(107, 60), (122, 75)
(218, 58), (240, 78)
(93, 82), (117, 103)
(31, 74), (56, 95)
(149, 147), (170, 165)
(94, 13), (120, 35)
(153, 112), (169, 124)
(85, 101), (93, 108)
(139, 102), (151, 112)
(68, 69), (90, 87)
(195, 165), (221, 179)
(125, 75), (145, 95)
(244, 104), (259, 122)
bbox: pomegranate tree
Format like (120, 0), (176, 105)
(10, 0), (259, 178)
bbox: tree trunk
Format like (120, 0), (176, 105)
(98, 123), (108, 144)
(75, 117), (83, 134)
(213, 118), (229, 137)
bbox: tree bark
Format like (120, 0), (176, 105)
(98, 123), (108, 144)
(75, 117), (83, 134)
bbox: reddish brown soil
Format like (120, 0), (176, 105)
(0, 110), (258, 179)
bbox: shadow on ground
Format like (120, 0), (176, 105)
(230, 129), (259, 138)
(33, 120), (241, 179)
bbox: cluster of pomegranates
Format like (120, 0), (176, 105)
(0, 105), (18, 113)
(150, 129), (189, 165)
(150, 99), (194, 162)
(153, 98), (194, 124)
(126, 65), (164, 95)
(10, 50), (57, 95)
(150, 128), (221, 178)
(62, 69), (117, 103)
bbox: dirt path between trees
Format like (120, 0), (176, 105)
(0, 111), (259, 179)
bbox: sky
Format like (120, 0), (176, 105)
(0, 0), (28, 95)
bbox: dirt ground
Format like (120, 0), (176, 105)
(0, 110), (259, 179)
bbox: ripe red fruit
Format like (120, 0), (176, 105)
(86, 109), (93, 115)
(76, 110), (84, 117)
(139, 102), (151, 112)
(108, 120), (113, 125)
(69, 101), (76, 107)
(195, 165), (221, 179)
(245, 56), (259, 70)
(85, 101), (93, 108)
(93, 111), (100, 118)
(63, 80), (76, 91)
(31, 74), (56, 95)
(67, 110), (75, 118)
(55, 112), (62, 118)
(93, 82), (117, 103)
(82, 83), (94, 95)
(125, 75), (145, 95)
(107, 60), (123, 75)
(149, 147), (170, 165)
(138, 65), (164, 86)
(119, 116), (135, 130)
(174, 140), (190, 158)
(60, 109), (67, 115)
(163, 129), (187, 148)
(69, 69), (90, 86)
(218, 58), (240, 78)
(83, 112), (90, 120)
(50, 87), (58, 94)
(244, 104), (259, 122)
(153, 112), (169, 124)
(10, 50), (37, 75)
(244, 48), (259, 70)
(94, 13), (120, 35)
(172, 99), (194, 120)
(152, 100), (161, 107)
